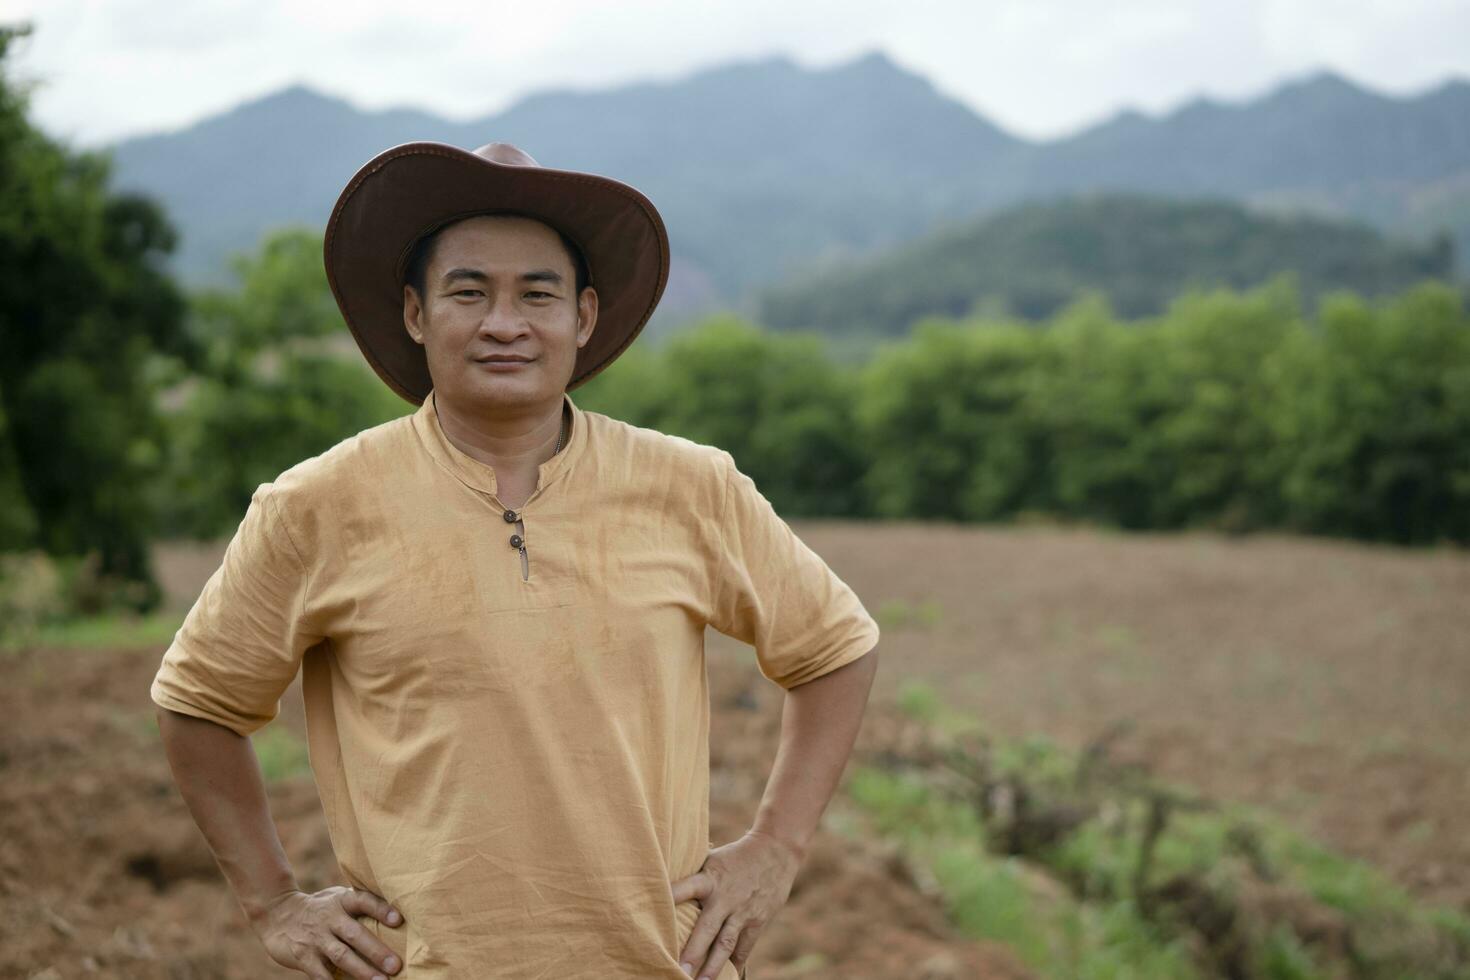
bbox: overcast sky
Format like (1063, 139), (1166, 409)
(6, 0), (1469, 149)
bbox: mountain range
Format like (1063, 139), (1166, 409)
(103, 51), (1470, 334)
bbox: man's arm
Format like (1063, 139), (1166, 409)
(750, 646), (880, 862)
(672, 646), (879, 979)
(686, 451), (883, 977)
(155, 707), (404, 980)
(155, 707), (301, 921)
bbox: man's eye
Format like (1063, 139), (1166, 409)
(526, 291), (553, 299)
(454, 289), (482, 297)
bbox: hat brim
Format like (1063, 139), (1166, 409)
(324, 142), (670, 405)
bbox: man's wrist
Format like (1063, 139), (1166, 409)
(241, 879), (302, 928)
(747, 825), (808, 866)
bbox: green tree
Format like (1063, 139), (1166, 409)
(578, 316), (869, 517)
(1142, 278), (1301, 530)
(1026, 294), (1171, 528)
(0, 23), (189, 608)
(856, 316), (1048, 521)
(154, 227), (407, 537)
(1263, 282), (1470, 543)
(573, 343), (673, 430)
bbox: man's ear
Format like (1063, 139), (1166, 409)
(575, 286), (599, 349)
(403, 284), (426, 345)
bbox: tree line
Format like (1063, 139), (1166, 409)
(581, 279), (1469, 546)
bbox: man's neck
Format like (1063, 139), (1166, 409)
(434, 392), (568, 479)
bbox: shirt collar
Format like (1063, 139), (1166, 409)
(411, 388), (586, 501)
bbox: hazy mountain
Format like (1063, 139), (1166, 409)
(759, 194), (1457, 336)
(1029, 72), (1470, 192)
(110, 83), (454, 292)
(101, 52), (1469, 334)
(1018, 72), (1470, 270)
(106, 51), (1021, 331)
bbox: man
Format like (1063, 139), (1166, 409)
(151, 141), (881, 980)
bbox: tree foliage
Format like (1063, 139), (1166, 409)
(151, 228), (407, 537)
(0, 23), (189, 607)
(577, 316), (868, 517)
(585, 278), (1470, 545)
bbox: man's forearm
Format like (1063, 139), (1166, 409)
(154, 708), (300, 925)
(749, 647), (879, 861)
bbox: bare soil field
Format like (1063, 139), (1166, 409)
(3, 522), (1465, 977)
(774, 521), (1470, 911)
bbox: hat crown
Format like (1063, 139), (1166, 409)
(472, 141), (540, 168)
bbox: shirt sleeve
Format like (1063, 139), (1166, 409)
(150, 482), (324, 737)
(709, 450), (880, 689)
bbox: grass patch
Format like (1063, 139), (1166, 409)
(844, 691), (1470, 979)
(1095, 623), (1139, 652)
(846, 766), (1199, 978)
(253, 725), (312, 783)
(875, 597), (943, 631)
(106, 706), (163, 745)
(896, 678), (983, 736)
(1, 610), (183, 654)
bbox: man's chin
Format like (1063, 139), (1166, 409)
(452, 369), (561, 409)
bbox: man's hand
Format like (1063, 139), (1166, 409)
(670, 829), (804, 979)
(253, 886), (405, 980)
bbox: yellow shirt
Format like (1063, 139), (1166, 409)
(150, 388), (880, 979)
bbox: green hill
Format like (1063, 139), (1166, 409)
(758, 194), (1456, 335)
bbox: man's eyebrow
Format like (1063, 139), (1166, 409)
(438, 267), (564, 286)
(440, 267), (489, 285)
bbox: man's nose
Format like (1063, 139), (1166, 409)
(478, 293), (530, 340)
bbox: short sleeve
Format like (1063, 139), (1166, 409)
(150, 482), (324, 737)
(709, 451), (880, 689)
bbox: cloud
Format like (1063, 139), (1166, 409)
(5, 0), (1468, 149)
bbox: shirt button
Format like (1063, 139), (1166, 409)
(503, 509), (518, 523)
(509, 533), (524, 549)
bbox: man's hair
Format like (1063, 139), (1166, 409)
(402, 212), (591, 305)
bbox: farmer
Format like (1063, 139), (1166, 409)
(150, 141), (881, 980)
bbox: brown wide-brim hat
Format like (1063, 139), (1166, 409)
(323, 140), (670, 405)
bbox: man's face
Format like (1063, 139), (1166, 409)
(403, 214), (598, 412)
